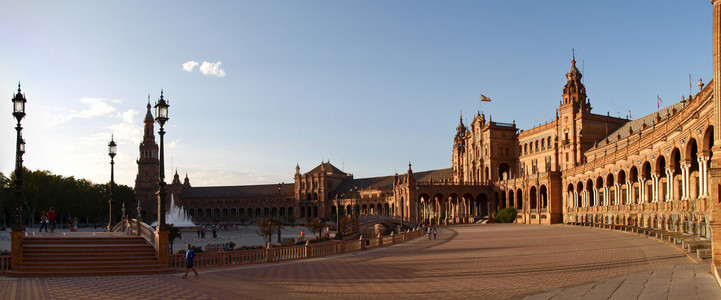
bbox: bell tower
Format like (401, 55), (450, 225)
(557, 52), (589, 170)
(134, 98), (159, 220)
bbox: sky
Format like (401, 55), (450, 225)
(0, 1), (715, 187)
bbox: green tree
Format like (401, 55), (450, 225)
(495, 207), (518, 223)
(167, 223), (182, 253)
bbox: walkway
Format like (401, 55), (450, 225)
(1, 224), (719, 299)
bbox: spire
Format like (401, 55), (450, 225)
(572, 48), (576, 67)
(17, 82), (21, 93)
(295, 163), (300, 175)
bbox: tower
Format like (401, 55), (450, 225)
(557, 53), (589, 170)
(452, 114), (467, 182)
(134, 99), (159, 220)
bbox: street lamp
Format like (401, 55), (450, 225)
(12, 83), (26, 232)
(335, 193), (343, 240)
(277, 182), (282, 243)
(154, 90), (169, 231)
(107, 136), (117, 231)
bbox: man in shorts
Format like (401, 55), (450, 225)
(183, 244), (199, 279)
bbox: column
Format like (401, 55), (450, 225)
(666, 168), (674, 202)
(603, 187), (609, 206)
(614, 184), (620, 205)
(626, 180), (633, 204)
(682, 163), (691, 200)
(699, 156), (710, 197)
(638, 178), (645, 204)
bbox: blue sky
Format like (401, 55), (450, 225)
(0, 1), (713, 187)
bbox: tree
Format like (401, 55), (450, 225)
(255, 217), (274, 244)
(307, 218), (326, 240)
(495, 207), (518, 223)
(168, 223), (182, 253)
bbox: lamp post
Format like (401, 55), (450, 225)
(277, 182), (282, 243)
(12, 84), (26, 232)
(107, 136), (117, 231)
(154, 91), (169, 231)
(335, 193), (343, 240)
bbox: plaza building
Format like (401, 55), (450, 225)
(134, 56), (714, 238)
(135, 7), (721, 272)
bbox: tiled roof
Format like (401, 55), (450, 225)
(307, 161), (346, 175)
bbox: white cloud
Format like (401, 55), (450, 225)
(199, 61), (226, 77)
(55, 97), (118, 124)
(182, 60), (199, 72)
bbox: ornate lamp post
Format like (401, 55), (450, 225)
(335, 193), (343, 240)
(154, 91), (169, 231)
(107, 136), (117, 231)
(277, 182), (282, 243)
(12, 84), (26, 232)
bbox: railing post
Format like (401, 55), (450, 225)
(390, 231), (395, 244)
(359, 235), (366, 251)
(10, 232), (23, 269)
(266, 243), (273, 263)
(377, 233), (383, 247)
(136, 218), (142, 237)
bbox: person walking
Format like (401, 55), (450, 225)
(73, 217), (78, 232)
(39, 211), (48, 232)
(432, 227), (437, 240)
(47, 207), (56, 233)
(427, 226), (431, 240)
(182, 244), (199, 279)
(126, 212), (134, 234)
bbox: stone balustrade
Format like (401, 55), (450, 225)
(167, 228), (424, 270)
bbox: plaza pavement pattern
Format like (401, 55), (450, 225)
(1, 224), (720, 299)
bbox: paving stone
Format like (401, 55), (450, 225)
(1, 224), (719, 299)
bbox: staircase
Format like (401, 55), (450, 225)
(7, 232), (175, 276)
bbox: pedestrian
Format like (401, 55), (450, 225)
(182, 244), (199, 279)
(197, 227), (201, 238)
(212, 228), (217, 239)
(432, 227), (437, 240)
(47, 207), (56, 233)
(68, 218), (74, 232)
(201, 227), (205, 238)
(39, 211), (48, 232)
(73, 217), (78, 232)
(427, 226), (431, 240)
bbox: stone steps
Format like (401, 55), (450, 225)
(7, 233), (174, 277)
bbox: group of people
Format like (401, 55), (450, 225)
(38, 207), (56, 232)
(196, 225), (218, 239)
(37, 207), (80, 233)
(426, 226), (437, 240)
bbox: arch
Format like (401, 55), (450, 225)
(577, 181), (585, 207)
(214, 208), (220, 217)
(586, 179), (594, 206)
(287, 207), (293, 217)
(498, 163), (511, 181)
(642, 161), (652, 203)
(529, 186), (538, 212)
(508, 189), (515, 207)
(313, 205), (318, 218)
(279, 207), (286, 217)
(606, 173), (615, 205)
(263, 207), (270, 217)
(369, 204), (375, 215)
(617, 170), (627, 204)
(516, 189), (523, 209)
(477, 193), (489, 217)
(271, 207), (278, 217)
(384, 203), (390, 216)
(362, 204), (368, 215)
(547, 136), (552, 149)
(539, 185), (548, 210)
(205, 208), (212, 217)
(230, 208), (236, 217)
(656, 155), (667, 202)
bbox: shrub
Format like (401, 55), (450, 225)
(495, 207), (517, 223)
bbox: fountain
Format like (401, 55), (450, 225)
(152, 194), (197, 230)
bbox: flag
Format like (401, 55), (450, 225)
(481, 94), (491, 102)
(657, 94), (662, 110)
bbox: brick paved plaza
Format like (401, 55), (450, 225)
(1, 224), (719, 299)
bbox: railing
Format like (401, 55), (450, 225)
(168, 227), (425, 270)
(0, 255), (9, 273)
(111, 219), (156, 248)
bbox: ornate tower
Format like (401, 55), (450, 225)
(452, 114), (467, 182)
(557, 53), (590, 170)
(134, 100), (159, 220)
